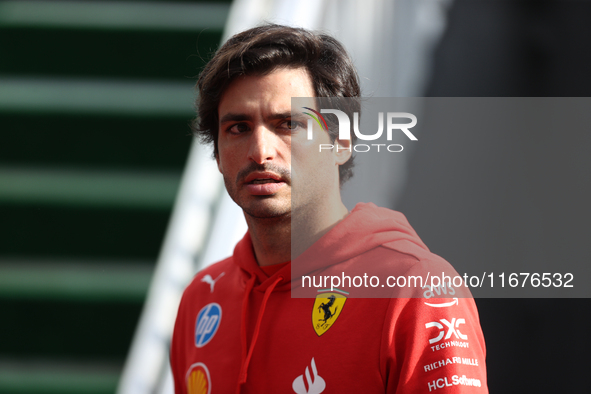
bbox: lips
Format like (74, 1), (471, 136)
(251, 179), (278, 184)
(244, 172), (283, 184)
(243, 172), (286, 195)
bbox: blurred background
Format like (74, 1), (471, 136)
(0, 1), (229, 393)
(1, 0), (589, 393)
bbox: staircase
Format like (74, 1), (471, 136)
(0, 1), (229, 392)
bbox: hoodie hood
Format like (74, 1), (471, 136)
(294, 202), (429, 276)
(232, 202), (429, 290)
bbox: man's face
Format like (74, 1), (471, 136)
(217, 67), (345, 220)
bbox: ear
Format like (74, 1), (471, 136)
(333, 138), (352, 165)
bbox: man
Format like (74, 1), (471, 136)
(171, 24), (487, 393)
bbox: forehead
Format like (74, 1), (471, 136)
(218, 67), (315, 116)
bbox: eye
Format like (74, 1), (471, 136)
(279, 120), (304, 132)
(226, 122), (250, 134)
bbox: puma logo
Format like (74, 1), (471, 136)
(201, 272), (225, 293)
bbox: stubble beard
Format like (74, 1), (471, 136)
(223, 174), (292, 220)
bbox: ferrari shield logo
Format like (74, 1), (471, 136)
(312, 290), (348, 336)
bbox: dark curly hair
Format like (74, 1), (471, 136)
(193, 24), (361, 184)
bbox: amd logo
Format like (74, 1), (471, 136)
(425, 318), (468, 344)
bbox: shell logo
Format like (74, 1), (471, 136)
(186, 362), (211, 394)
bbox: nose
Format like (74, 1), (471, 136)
(247, 126), (277, 164)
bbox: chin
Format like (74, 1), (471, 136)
(242, 200), (291, 219)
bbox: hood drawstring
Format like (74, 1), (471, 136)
(239, 274), (256, 390)
(237, 275), (283, 393)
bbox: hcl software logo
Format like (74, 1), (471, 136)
(302, 107), (417, 153)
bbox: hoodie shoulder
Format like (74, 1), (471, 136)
(381, 237), (462, 280)
(182, 256), (236, 297)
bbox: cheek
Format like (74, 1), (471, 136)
(216, 152), (237, 178)
(216, 141), (238, 173)
(291, 144), (334, 183)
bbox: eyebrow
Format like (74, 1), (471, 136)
(219, 113), (252, 124)
(219, 111), (297, 124)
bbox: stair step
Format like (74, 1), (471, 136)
(0, 77), (196, 116)
(0, 167), (181, 209)
(0, 204), (170, 259)
(0, 1), (228, 81)
(0, 260), (153, 301)
(0, 1), (230, 31)
(0, 358), (120, 394)
(0, 113), (192, 170)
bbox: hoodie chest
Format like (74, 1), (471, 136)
(180, 287), (390, 393)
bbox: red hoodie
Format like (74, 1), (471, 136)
(171, 203), (487, 393)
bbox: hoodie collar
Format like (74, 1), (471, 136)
(232, 232), (292, 291)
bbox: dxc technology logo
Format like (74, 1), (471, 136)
(303, 107), (417, 153)
(425, 317), (468, 344)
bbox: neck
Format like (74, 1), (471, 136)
(245, 213), (291, 267)
(291, 200), (349, 259)
(246, 200), (349, 267)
